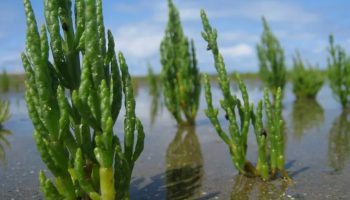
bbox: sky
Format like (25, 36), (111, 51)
(2, 0), (350, 75)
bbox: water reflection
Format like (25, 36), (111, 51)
(0, 127), (12, 163)
(231, 175), (288, 200)
(291, 99), (324, 141)
(165, 126), (203, 200)
(328, 111), (350, 171)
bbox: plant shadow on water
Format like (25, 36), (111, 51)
(230, 160), (310, 200)
(230, 175), (288, 200)
(291, 99), (324, 141)
(131, 126), (219, 200)
(165, 126), (203, 200)
(0, 127), (12, 164)
(328, 110), (350, 172)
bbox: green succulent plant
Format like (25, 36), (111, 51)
(160, 0), (201, 126)
(201, 10), (289, 181)
(327, 35), (350, 108)
(22, 0), (145, 199)
(292, 51), (324, 99)
(256, 17), (286, 99)
(147, 65), (161, 126)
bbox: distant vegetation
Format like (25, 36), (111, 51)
(0, 70), (9, 92)
(257, 17), (287, 99)
(327, 35), (350, 108)
(160, 0), (201, 126)
(292, 51), (324, 99)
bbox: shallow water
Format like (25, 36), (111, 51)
(0, 82), (350, 200)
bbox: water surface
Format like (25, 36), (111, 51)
(0, 83), (349, 200)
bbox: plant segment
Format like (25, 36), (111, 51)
(147, 65), (161, 125)
(292, 51), (324, 99)
(147, 65), (160, 100)
(327, 35), (350, 108)
(160, 0), (201, 126)
(201, 10), (289, 181)
(22, 0), (145, 199)
(256, 17), (286, 99)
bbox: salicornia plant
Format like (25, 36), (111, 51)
(147, 65), (161, 125)
(251, 88), (287, 179)
(201, 10), (289, 181)
(147, 65), (160, 100)
(327, 35), (350, 108)
(292, 51), (324, 99)
(256, 17), (286, 98)
(160, 0), (201, 126)
(22, 0), (145, 199)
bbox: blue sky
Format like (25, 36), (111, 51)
(1, 0), (350, 75)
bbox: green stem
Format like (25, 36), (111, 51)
(100, 167), (115, 200)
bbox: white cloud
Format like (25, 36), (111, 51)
(114, 23), (164, 59)
(220, 44), (254, 57)
(237, 1), (319, 24)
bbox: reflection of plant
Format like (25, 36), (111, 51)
(0, 99), (10, 124)
(292, 52), (324, 99)
(231, 175), (288, 200)
(0, 128), (12, 162)
(22, 0), (145, 199)
(166, 126), (203, 200)
(292, 99), (324, 140)
(256, 17), (286, 98)
(160, 0), (201, 125)
(201, 11), (289, 181)
(328, 111), (350, 171)
(327, 35), (350, 108)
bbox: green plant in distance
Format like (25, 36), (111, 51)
(160, 0), (201, 126)
(327, 35), (350, 108)
(292, 51), (324, 99)
(257, 17), (286, 99)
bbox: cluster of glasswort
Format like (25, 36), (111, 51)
(22, 0), (144, 199)
(160, 0), (201, 126)
(327, 35), (350, 108)
(201, 10), (289, 181)
(292, 51), (324, 99)
(256, 18), (287, 99)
